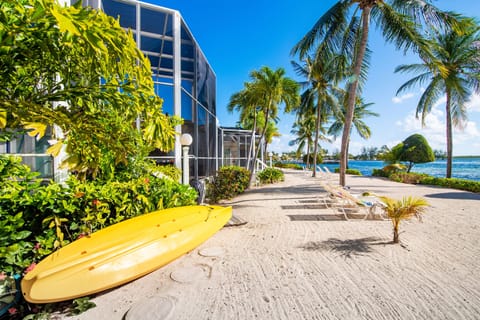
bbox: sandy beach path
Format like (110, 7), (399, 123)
(67, 170), (480, 320)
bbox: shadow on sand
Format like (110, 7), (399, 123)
(298, 237), (390, 258)
(424, 192), (480, 201)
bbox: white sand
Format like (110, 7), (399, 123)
(66, 170), (480, 319)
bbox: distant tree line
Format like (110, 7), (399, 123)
(354, 145), (446, 161)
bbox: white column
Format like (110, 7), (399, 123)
(173, 12), (182, 172)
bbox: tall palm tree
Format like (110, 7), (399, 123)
(395, 19), (480, 178)
(293, 0), (458, 186)
(289, 111), (317, 169)
(328, 97), (379, 166)
(248, 67), (299, 180)
(230, 67), (299, 185)
(264, 120), (281, 157)
(292, 52), (344, 177)
(227, 84), (261, 172)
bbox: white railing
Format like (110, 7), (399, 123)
(255, 159), (269, 172)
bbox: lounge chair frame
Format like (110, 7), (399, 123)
(321, 184), (387, 220)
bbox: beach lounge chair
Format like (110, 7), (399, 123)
(321, 184), (387, 220)
(319, 166), (338, 182)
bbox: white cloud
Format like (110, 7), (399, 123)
(396, 103), (480, 154)
(392, 92), (415, 104)
(269, 133), (296, 153)
(466, 93), (480, 112)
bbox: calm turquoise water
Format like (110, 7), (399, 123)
(320, 158), (480, 182)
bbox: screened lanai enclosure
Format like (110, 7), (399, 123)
(92, 0), (219, 179)
(1, 0), (259, 181)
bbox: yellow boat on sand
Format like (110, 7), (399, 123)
(21, 205), (232, 304)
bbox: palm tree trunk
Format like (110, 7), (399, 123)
(306, 143), (311, 170)
(393, 222), (400, 243)
(445, 91), (453, 178)
(339, 7), (371, 186)
(312, 100), (322, 177)
(247, 111), (258, 173)
(249, 103), (271, 187)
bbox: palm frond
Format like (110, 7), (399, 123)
(379, 195), (429, 221)
(395, 71), (432, 96)
(391, 0), (464, 33)
(416, 77), (444, 125)
(291, 0), (352, 58)
(373, 2), (428, 54)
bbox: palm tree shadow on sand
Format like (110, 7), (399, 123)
(298, 237), (391, 258)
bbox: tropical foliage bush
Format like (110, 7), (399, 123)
(0, 0), (181, 181)
(206, 166), (250, 203)
(257, 168), (284, 184)
(419, 176), (480, 193)
(372, 168), (389, 178)
(334, 168), (362, 176)
(0, 155), (197, 275)
(372, 165), (480, 193)
(389, 172), (430, 184)
(303, 153), (322, 165)
(274, 162), (303, 170)
(384, 134), (434, 173)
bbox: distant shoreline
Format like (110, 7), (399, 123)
(320, 158), (480, 182)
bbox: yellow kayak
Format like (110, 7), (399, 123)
(21, 205), (232, 303)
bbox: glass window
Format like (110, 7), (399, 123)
(181, 60), (194, 75)
(102, 0), (136, 29)
(181, 22), (193, 42)
(181, 91), (193, 121)
(155, 83), (174, 115)
(141, 36), (163, 53)
(140, 8), (172, 35)
(181, 43), (194, 59)
(161, 40), (174, 56)
(196, 51), (216, 115)
(181, 79), (193, 93)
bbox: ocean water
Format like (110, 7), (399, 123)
(320, 158), (480, 182)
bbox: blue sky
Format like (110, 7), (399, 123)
(153, 0), (480, 156)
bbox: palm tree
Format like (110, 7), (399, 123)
(227, 84), (261, 172)
(292, 53), (343, 177)
(395, 19), (480, 178)
(293, 0), (458, 186)
(230, 67), (299, 185)
(328, 97), (379, 166)
(289, 111), (317, 169)
(379, 196), (429, 244)
(248, 67), (299, 179)
(264, 120), (281, 157)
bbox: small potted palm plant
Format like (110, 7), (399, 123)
(379, 196), (430, 243)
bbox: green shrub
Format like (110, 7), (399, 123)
(382, 170), (480, 193)
(0, 155), (197, 275)
(257, 168), (284, 184)
(206, 166), (250, 203)
(334, 168), (362, 176)
(154, 165), (181, 181)
(274, 162), (303, 170)
(389, 172), (429, 184)
(419, 176), (480, 193)
(372, 168), (389, 177)
(302, 153), (322, 164)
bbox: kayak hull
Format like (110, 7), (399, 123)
(21, 205), (232, 303)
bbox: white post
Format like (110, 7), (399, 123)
(182, 146), (190, 185)
(180, 133), (193, 185)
